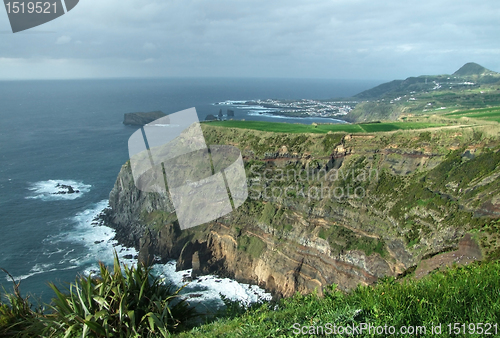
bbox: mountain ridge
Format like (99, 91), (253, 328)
(353, 62), (500, 101)
(342, 62), (500, 123)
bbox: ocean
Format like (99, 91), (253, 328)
(0, 77), (380, 308)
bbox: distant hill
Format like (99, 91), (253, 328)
(354, 77), (425, 100)
(453, 62), (498, 77)
(343, 62), (500, 123)
(354, 62), (500, 100)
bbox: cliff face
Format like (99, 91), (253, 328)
(105, 124), (500, 297)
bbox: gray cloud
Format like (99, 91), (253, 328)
(0, 0), (499, 79)
(56, 35), (72, 44)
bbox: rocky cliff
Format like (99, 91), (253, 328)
(104, 124), (500, 297)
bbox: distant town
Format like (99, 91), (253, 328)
(211, 99), (357, 119)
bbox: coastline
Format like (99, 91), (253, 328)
(212, 99), (355, 123)
(97, 209), (272, 310)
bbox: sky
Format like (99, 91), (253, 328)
(1, 0), (499, 80)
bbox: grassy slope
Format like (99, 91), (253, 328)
(346, 72), (500, 122)
(175, 261), (500, 337)
(444, 106), (500, 123)
(205, 120), (446, 134)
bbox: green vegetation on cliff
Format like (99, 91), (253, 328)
(202, 118), (500, 259)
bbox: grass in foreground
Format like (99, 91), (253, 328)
(1, 258), (499, 337)
(0, 254), (196, 338)
(174, 261), (500, 337)
(205, 120), (446, 134)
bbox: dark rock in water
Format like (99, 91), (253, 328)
(191, 252), (201, 278)
(123, 254), (133, 259)
(188, 293), (203, 298)
(123, 111), (167, 126)
(205, 114), (218, 121)
(94, 240), (104, 244)
(53, 184), (78, 195)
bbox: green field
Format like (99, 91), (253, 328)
(205, 120), (445, 134)
(358, 122), (445, 132)
(445, 106), (500, 123)
(205, 120), (363, 133)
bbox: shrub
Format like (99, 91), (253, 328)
(0, 269), (44, 337)
(46, 253), (196, 338)
(237, 236), (267, 259)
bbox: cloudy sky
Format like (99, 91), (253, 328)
(1, 0), (499, 80)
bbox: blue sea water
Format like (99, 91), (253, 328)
(0, 77), (380, 306)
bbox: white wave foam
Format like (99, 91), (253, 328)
(9, 200), (269, 310)
(67, 200), (138, 269)
(153, 261), (272, 310)
(228, 105), (277, 112)
(69, 203), (270, 308)
(9, 264), (79, 282)
(26, 179), (91, 201)
(150, 124), (181, 127)
(8, 200), (136, 282)
(214, 100), (253, 105)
